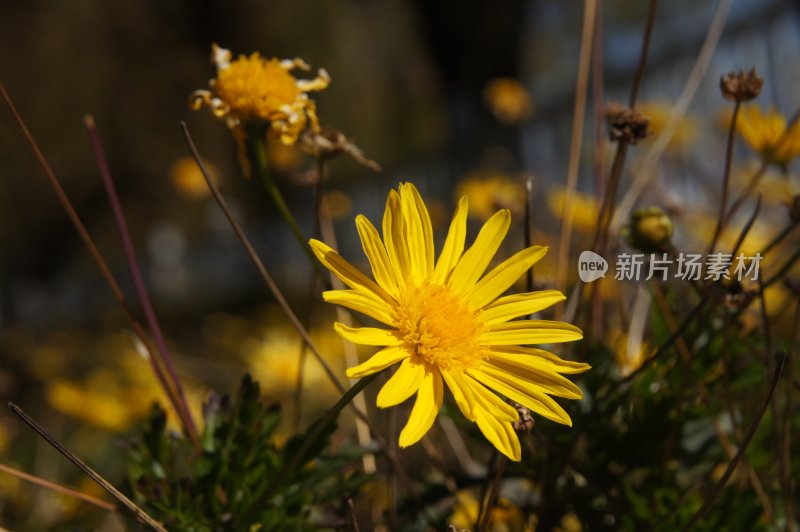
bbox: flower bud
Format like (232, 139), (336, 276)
(623, 206), (673, 253)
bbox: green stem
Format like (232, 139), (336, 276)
(245, 123), (327, 280)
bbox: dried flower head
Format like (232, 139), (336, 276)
(299, 128), (381, 173)
(720, 69), (763, 102)
(606, 102), (651, 145)
(190, 44), (330, 146)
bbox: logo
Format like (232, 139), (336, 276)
(578, 251), (608, 282)
(577, 251), (762, 283)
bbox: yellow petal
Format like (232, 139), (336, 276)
(481, 290), (566, 324)
(376, 358), (426, 408)
(468, 367), (572, 426)
(399, 183), (434, 283)
(464, 376), (519, 423)
(479, 361), (583, 400)
(440, 369), (477, 421)
(474, 408), (521, 461)
(310, 239), (392, 303)
(346, 346), (409, 378)
(355, 215), (399, 299)
(398, 368), (443, 447)
(448, 209), (511, 296)
(432, 197), (468, 284)
(467, 246), (548, 310)
(487, 347), (591, 375)
(334, 323), (401, 346)
(482, 320), (583, 345)
(382, 191), (410, 290)
(323, 290), (394, 325)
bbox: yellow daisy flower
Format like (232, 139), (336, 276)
(735, 105), (800, 167)
(190, 43), (330, 146)
(310, 183), (588, 460)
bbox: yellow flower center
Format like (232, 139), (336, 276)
(393, 282), (486, 371)
(214, 53), (302, 121)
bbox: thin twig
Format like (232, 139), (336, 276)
(315, 161), (376, 475)
(475, 451), (498, 530)
(729, 195), (762, 259)
(84, 116), (199, 445)
(722, 107), (800, 226)
(708, 100), (742, 255)
(610, 0), (732, 232)
(761, 223), (797, 257)
(0, 462), (116, 512)
(477, 454), (507, 532)
(7, 403), (166, 531)
(590, 0), (657, 255)
(181, 122), (416, 496)
(524, 177), (536, 293)
(679, 353), (786, 531)
(628, 0), (659, 108)
(783, 301), (799, 530)
(0, 83), (187, 436)
(555, 0), (597, 299)
(650, 284), (774, 522)
(182, 122), (346, 395)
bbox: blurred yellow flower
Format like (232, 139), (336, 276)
(484, 78), (533, 125)
(46, 377), (132, 432)
(734, 105), (800, 167)
(42, 333), (206, 433)
(547, 187), (599, 232)
(311, 183), (588, 460)
(245, 324), (345, 398)
(636, 101), (697, 151)
(610, 329), (651, 377)
(450, 490), (529, 532)
(191, 44), (330, 146)
(169, 156), (218, 200)
(456, 173), (525, 221)
(323, 190), (353, 221)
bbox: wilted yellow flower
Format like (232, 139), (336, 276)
(169, 156), (218, 200)
(456, 173), (525, 221)
(311, 183), (588, 460)
(547, 187), (599, 232)
(191, 44), (330, 146)
(735, 105), (800, 167)
(484, 78), (533, 124)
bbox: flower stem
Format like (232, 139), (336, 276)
(708, 99), (741, 256)
(245, 123), (327, 279)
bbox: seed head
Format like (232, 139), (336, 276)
(720, 69), (763, 102)
(606, 102), (651, 145)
